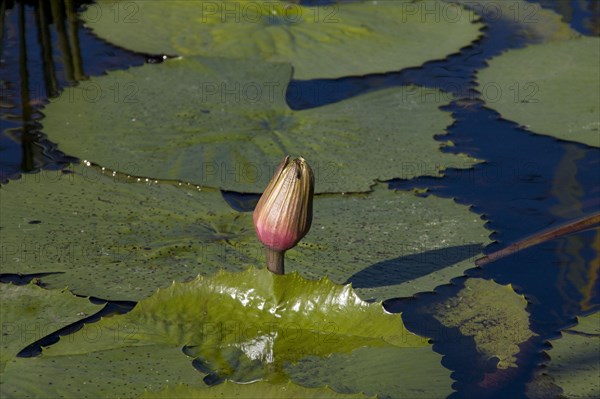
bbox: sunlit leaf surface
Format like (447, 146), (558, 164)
(82, 0), (482, 79)
(41, 57), (477, 193)
(477, 37), (600, 147)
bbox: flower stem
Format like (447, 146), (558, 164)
(264, 247), (285, 275)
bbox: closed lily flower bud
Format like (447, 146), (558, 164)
(254, 156), (314, 274)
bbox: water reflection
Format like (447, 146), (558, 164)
(0, 0), (146, 182)
(549, 144), (600, 313)
(537, 0), (600, 35)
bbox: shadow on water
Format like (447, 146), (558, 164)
(347, 244), (483, 288)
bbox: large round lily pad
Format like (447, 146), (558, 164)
(0, 169), (490, 301)
(0, 269), (449, 398)
(477, 37), (600, 147)
(81, 0), (482, 80)
(41, 56), (477, 193)
(0, 283), (101, 372)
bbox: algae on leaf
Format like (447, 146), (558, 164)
(0, 283), (101, 372)
(0, 269), (447, 399)
(546, 311), (600, 399)
(477, 37), (600, 147)
(41, 56), (477, 193)
(429, 278), (536, 369)
(0, 170), (490, 301)
(82, 0), (482, 80)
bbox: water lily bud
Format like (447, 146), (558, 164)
(254, 156), (314, 274)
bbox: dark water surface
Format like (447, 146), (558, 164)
(1, 1), (599, 398)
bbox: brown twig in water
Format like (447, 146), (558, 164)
(475, 211), (600, 266)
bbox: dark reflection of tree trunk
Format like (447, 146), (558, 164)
(1, 0), (7, 56)
(50, 0), (75, 83)
(18, 1), (35, 172)
(36, 0), (59, 97)
(65, 0), (84, 80)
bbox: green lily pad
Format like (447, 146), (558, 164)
(477, 37), (600, 147)
(0, 170), (253, 301)
(41, 56), (477, 194)
(546, 311), (600, 399)
(0, 269), (444, 398)
(1, 345), (207, 398)
(0, 169), (490, 301)
(0, 283), (101, 372)
(81, 0), (482, 80)
(286, 346), (453, 399)
(428, 278), (536, 369)
(138, 381), (374, 399)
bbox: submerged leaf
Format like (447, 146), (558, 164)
(477, 37), (600, 147)
(0, 269), (445, 398)
(41, 56), (477, 193)
(429, 278), (536, 369)
(0, 170), (490, 301)
(82, 0), (482, 79)
(0, 284), (101, 372)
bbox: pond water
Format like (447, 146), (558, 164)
(1, 1), (599, 398)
